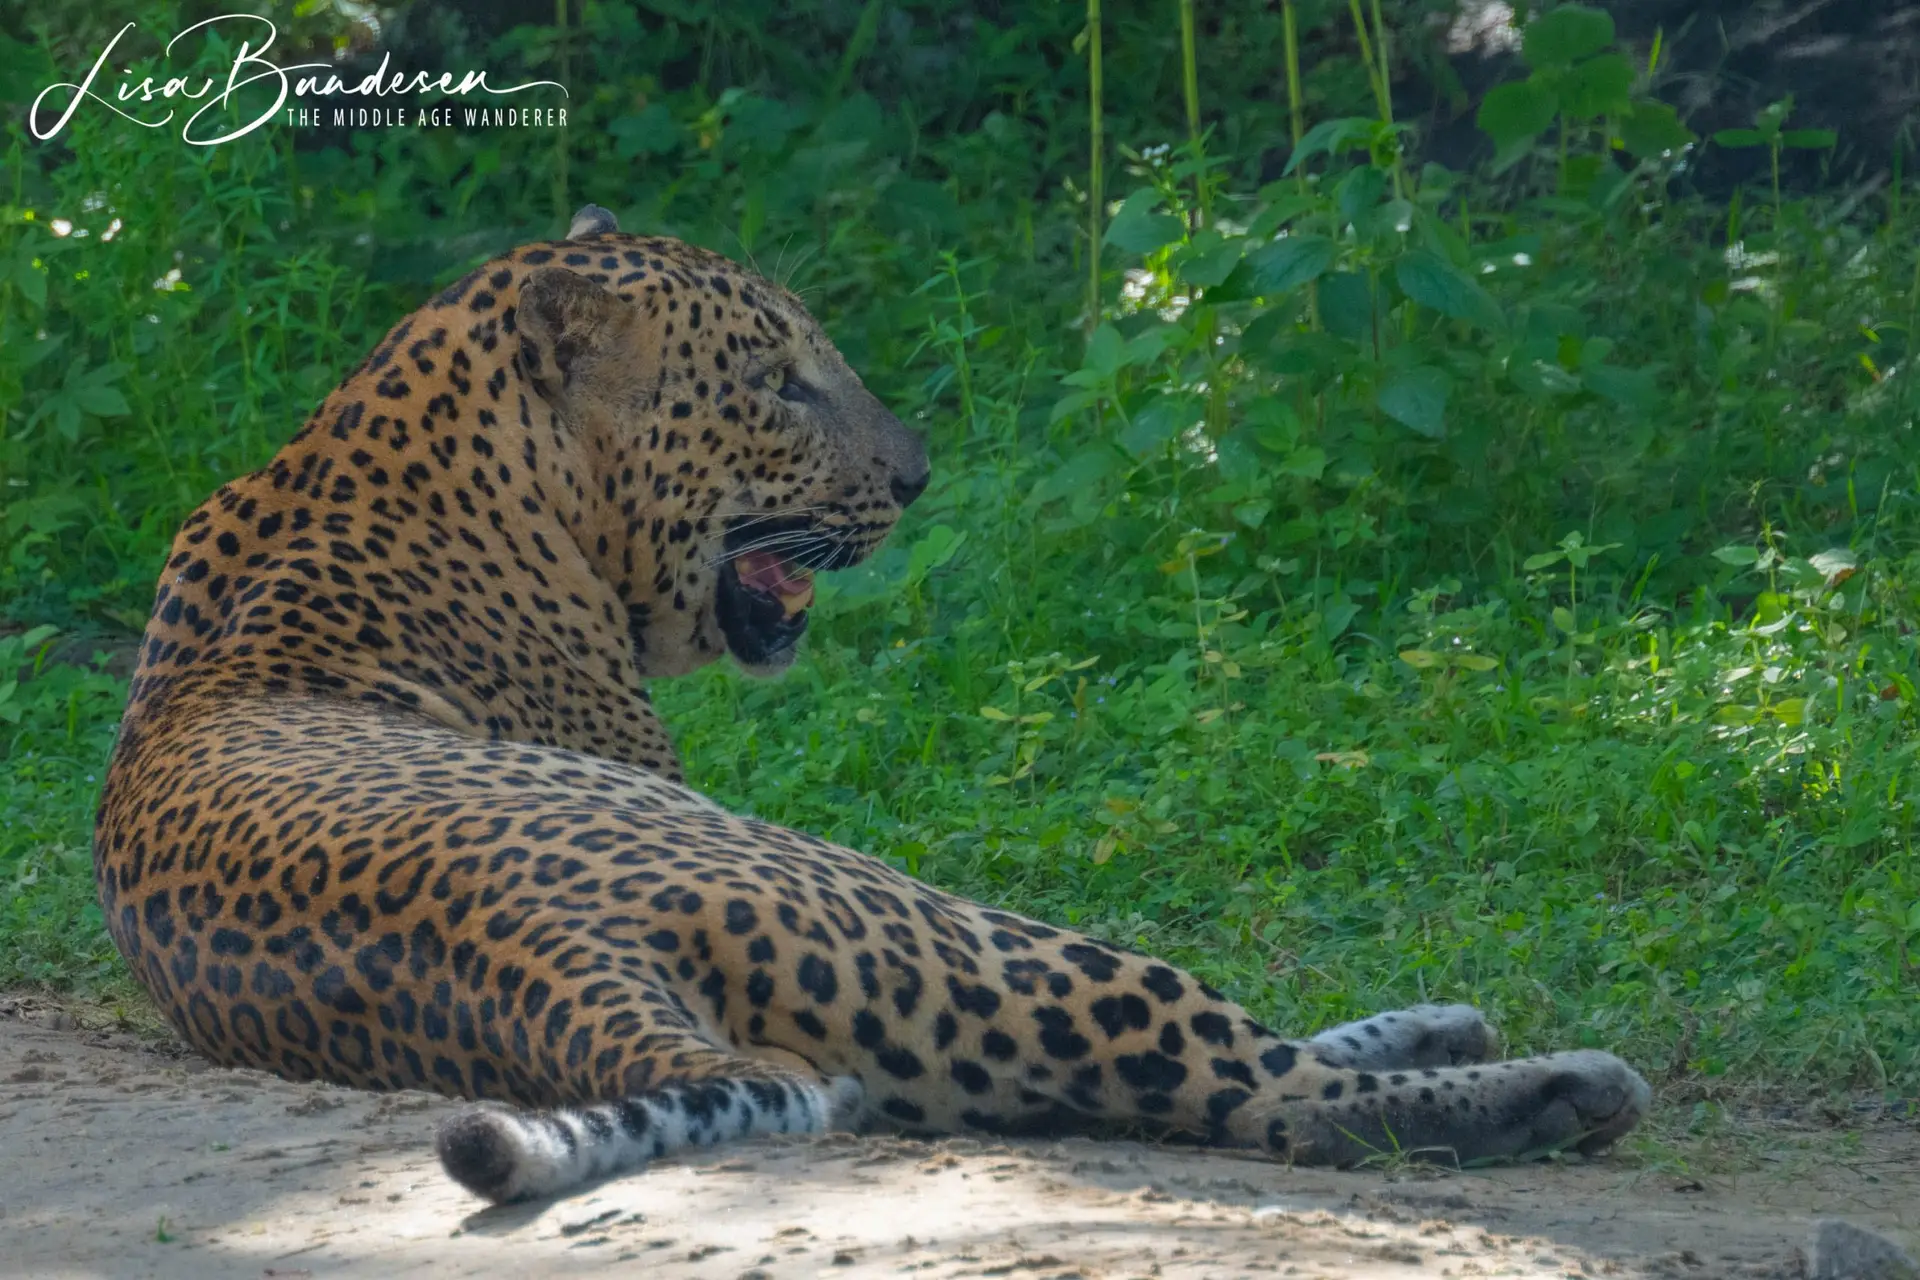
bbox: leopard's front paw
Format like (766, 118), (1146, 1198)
(1308, 1003), (1500, 1070)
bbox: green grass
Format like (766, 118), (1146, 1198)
(3, 1), (1918, 1096)
(0, 631), (127, 991)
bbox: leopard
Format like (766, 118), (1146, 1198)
(93, 204), (1650, 1205)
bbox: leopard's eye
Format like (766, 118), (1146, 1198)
(773, 365), (816, 405)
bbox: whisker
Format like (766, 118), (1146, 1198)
(781, 242), (821, 292)
(712, 533), (815, 560)
(723, 525), (823, 549)
(723, 505), (833, 528)
(720, 227), (766, 283)
(708, 533), (814, 559)
(695, 507), (882, 575)
(702, 532), (820, 570)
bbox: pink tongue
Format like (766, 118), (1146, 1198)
(735, 550), (812, 600)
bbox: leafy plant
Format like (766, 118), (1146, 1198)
(1475, 4), (1693, 179)
(1713, 96), (1838, 220)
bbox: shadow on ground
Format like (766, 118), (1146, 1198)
(2, 1004), (1915, 1280)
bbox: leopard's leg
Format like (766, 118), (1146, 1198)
(436, 1018), (864, 1203)
(1262, 1046), (1649, 1165)
(877, 922), (1649, 1168)
(1306, 1004), (1499, 1070)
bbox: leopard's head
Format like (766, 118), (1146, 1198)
(513, 205), (929, 678)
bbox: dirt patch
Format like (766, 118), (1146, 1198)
(2, 1006), (1915, 1280)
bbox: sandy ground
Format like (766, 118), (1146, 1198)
(2, 1002), (1916, 1280)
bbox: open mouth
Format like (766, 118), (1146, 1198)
(715, 518), (860, 670)
(733, 547), (816, 617)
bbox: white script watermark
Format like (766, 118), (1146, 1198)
(30, 14), (568, 147)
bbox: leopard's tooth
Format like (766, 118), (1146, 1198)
(782, 578), (814, 616)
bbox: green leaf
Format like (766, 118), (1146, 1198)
(1415, 206), (1471, 265)
(16, 332), (62, 369)
(1713, 545), (1761, 567)
(1336, 165), (1387, 226)
(1317, 271), (1377, 341)
(74, 384), (131, 417)
(1243, 234), (1335, 296)
(1255, 331), (1350, 380)
(1243, 399), (1299, 452)
(1510, 357), (1583, 399)
(1232, 499), (1272, 528)
(1172, 231), (1244, 287)
(1235, 306), (1294, 350)
(1118, 397), (1193, 458)
(1522, 550), (1564, 571)
(608, 104), (684, 158)
(1477, 79), (1558, 151)
(1523, 4), (1615, 70)
(1395, 251), (1504, 330)
(1368, 198), (1415, 241)
(1808, 548), (1858, 582)
(879, 179), (963, 237)
(1104, 188), (1184, 255)
(905, 525), (967, 583)
(1558, 53), (1634, 120)
(1031, 446), (1120, 506)
(1376, 366), (1450, 439)
(1279, 446), (1327, 480)
(12, 254), (46, 309)
(1321, 598), (1360, 641)
(1215, 430), (1263, 484)
(1782, 129), (1837, 150)
(1122, 324), (1178, 369)
(1083, 323), (1125, 377)
(0, 28), (57, 106)
(1582, 363), (1660, 409)
(1244, 191), (1321, 241)
(1283, 117), (1379, 175)
(1506, 339), (1567, 389)
(1048, 389), (1102, 423)
(721, 92), (802, 153)
(1713, 128), (1765, 148)
(1616, 101), (1695, 158)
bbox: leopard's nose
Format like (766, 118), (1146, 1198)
(889, 468), (929, 508)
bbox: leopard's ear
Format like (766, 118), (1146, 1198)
(516, 267), (624, 396)
(567, 204), (619, 239)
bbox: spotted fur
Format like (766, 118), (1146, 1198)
(94, 208), (1649, 1205)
